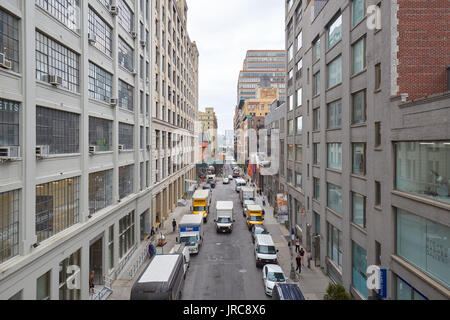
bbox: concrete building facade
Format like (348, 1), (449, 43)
(0, 0), (198, 300)
(283, 0), (449, 300)
(198, 107), (218, 157)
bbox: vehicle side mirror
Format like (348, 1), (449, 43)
(277, 249), (279, 252)
(233, 220), (236, 222)
(214, 219), (216, 222)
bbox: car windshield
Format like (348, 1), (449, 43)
(249, 215), (263, 221)
(180, 236), (197, 245)
(217, 217), (231, 223)
(258, 245), (276, 254)
(193, 206), (206, 211)
(267, 272), (285, 282)
(255, 228), (268, 235)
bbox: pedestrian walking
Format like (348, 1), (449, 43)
(295, 238), (300, 253)
(299, 247), (305, 266)
(89, 270), (95, 294)
(307, 250), (312, 269)
(262, 196), (266, 207)
(172, 218), (177, 232)
(295, 252), (302, 273)
(150, 226), (155, 236)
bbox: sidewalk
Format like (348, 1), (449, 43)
(253, 191), (330, 300)
(108, 199), (192, 300)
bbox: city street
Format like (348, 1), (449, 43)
(182, 165), (270, 300)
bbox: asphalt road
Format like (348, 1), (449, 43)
(182, 165), (270, 300)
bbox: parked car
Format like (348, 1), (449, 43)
(202, 184), (211, 190)
(262, 264), (287, 296)
(223, 178), (229, 184)
(254, 234), (278, 268)
(251, 225), (269, 243)
(272, 283), (305, 300)
(228, 175), (233, 181)
(242, 200), (256, 217)
(208, 180), (216, 188)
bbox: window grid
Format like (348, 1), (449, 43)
(88, 7), (113, 57)
(89, 170), (113, 214)
(118, 79), (134, 111)
(35, 31), (80, 93)
(119, 211), (135, 258)
(36, 106), (79, 154)
(89, 116), (112, 151)
(0, 189), (20, 264)
(119, 122), (134, 150)
(36, 177), (80, 242)
(0, 9), (20, 72)
(118, 37), (134, 72)
(118, 0), (134, 33)
(0, 98), (19, 146)
(36, 0), (79, 32)
(119, 165), (134, 200)
(88, 61), (113, 102)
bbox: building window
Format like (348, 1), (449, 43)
(352, 242), (367, 299)
(375, 181), (381, 206)
(0, 8), (20, 72)
(36, 0), (79, 32)
(313, 37), (320, 62)
(352, 143), (366, 175)
(295, 144), (302, 162)
(327, 100), (342, 129)
(313, 177), (320, 200)
(395, 142), (450, 205)
(296, 88), (302, 107)
(296, 116), (303, 134)
(289, 95), (294, 111)
(89, 170), (113, 215)
(327, 143), (342, 171)
(119, 211), (135, 258)
(0, 189), (19, 264)
(352, 0), (365, 27)
(36, 271), (51, 300)
(313, 107), (320, 130)
(375, 63), (381, 90)
(397, 208), (450, 287)
(288, 144), (294, 161)
(0, 98), (20, 147)
(313, 143), (320, 165)
(108, 225), (114, 270)
(119, 122), (134, 150)
(295, 172), (302, 190)
(327, 13), (342, 49)
(118, 79), (134, 111)
(36, 177), (80, 242)
(89, 116), (112, 152)
(327, 223), (343, 270)
(119, 165), (134, 199)
(396, 275), (428, 300)
(118, 37), (134, 72)
(352, 192), (366, 228)
(35, 31), (80, 92)
(288, 119), (294, 135)
(375, 122), (381, 147)
(352, 37), (365, 74)
(327, 56), (342, 88)
(59, 249), (81, 300)
(327, 183), (342, 214)
(288, 44), (293, 62)
(140, 162), (144, 191)
(88, 62), (113, 103)
(296, 31), (302, 51)
(118, 0), (134, 33)
(36, 107), (80, 154)
(88, 7), (113, 56)
(352, 90), (366, 124)
(313, 71), (320, 96)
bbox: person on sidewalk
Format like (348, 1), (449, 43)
(89, 270), (95, 294)
(295, 251), (302, 273)
(299, 247), (305, 266)
(295, 238), (300, 253)
(150, 227), (155, 236)
(307, 250), (312, 269)
(172, 218), (177, 233)
(262, 196), (266, 207)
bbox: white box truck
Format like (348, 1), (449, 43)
(215, 201), (235, 233)
(177, 214), (204, 254)
(240, 186), (256, 204)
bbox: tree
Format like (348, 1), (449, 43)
(323, 282), (352, 300)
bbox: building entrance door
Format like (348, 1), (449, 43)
(89, 236), (104, 286)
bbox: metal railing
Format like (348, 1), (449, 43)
(127, 236), (156, 280)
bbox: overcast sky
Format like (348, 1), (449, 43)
(186, 0), (285, 134)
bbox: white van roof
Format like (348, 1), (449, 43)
(179, 214), (203, 225)
(235, 178), (246, 183)
(216, 201), (233, 211)
(138, 255), (179, 283)
(241, 186), (254, 192)
(193, 189), (210, 199)
(255, 234), (274, 246)
(247, 204), (262, 211)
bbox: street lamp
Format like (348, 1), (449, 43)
(287, 195), (297, 281)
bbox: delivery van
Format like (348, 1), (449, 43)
(246, 204), (264, 230)
(191, 189), (211, 223)
(254, 234), (279, 268)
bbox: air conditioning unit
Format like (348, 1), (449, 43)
(118, 144), (125, 151)
(110, 98), (118, 106)
(109, 5), (119, 16)
(0, 146), (20, 160)
(89, 145), (98, 154)
(131, 31), (138, 39)
(36, 145), (50, 158)
(88, 33), (97, 44)
(48, 74), (63, 86)
(131, 69), (137, 75)
(0, 53), (12, 70)
(140, 40), (147, 48)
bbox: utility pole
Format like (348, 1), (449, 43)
(288, 195), (297, 282)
